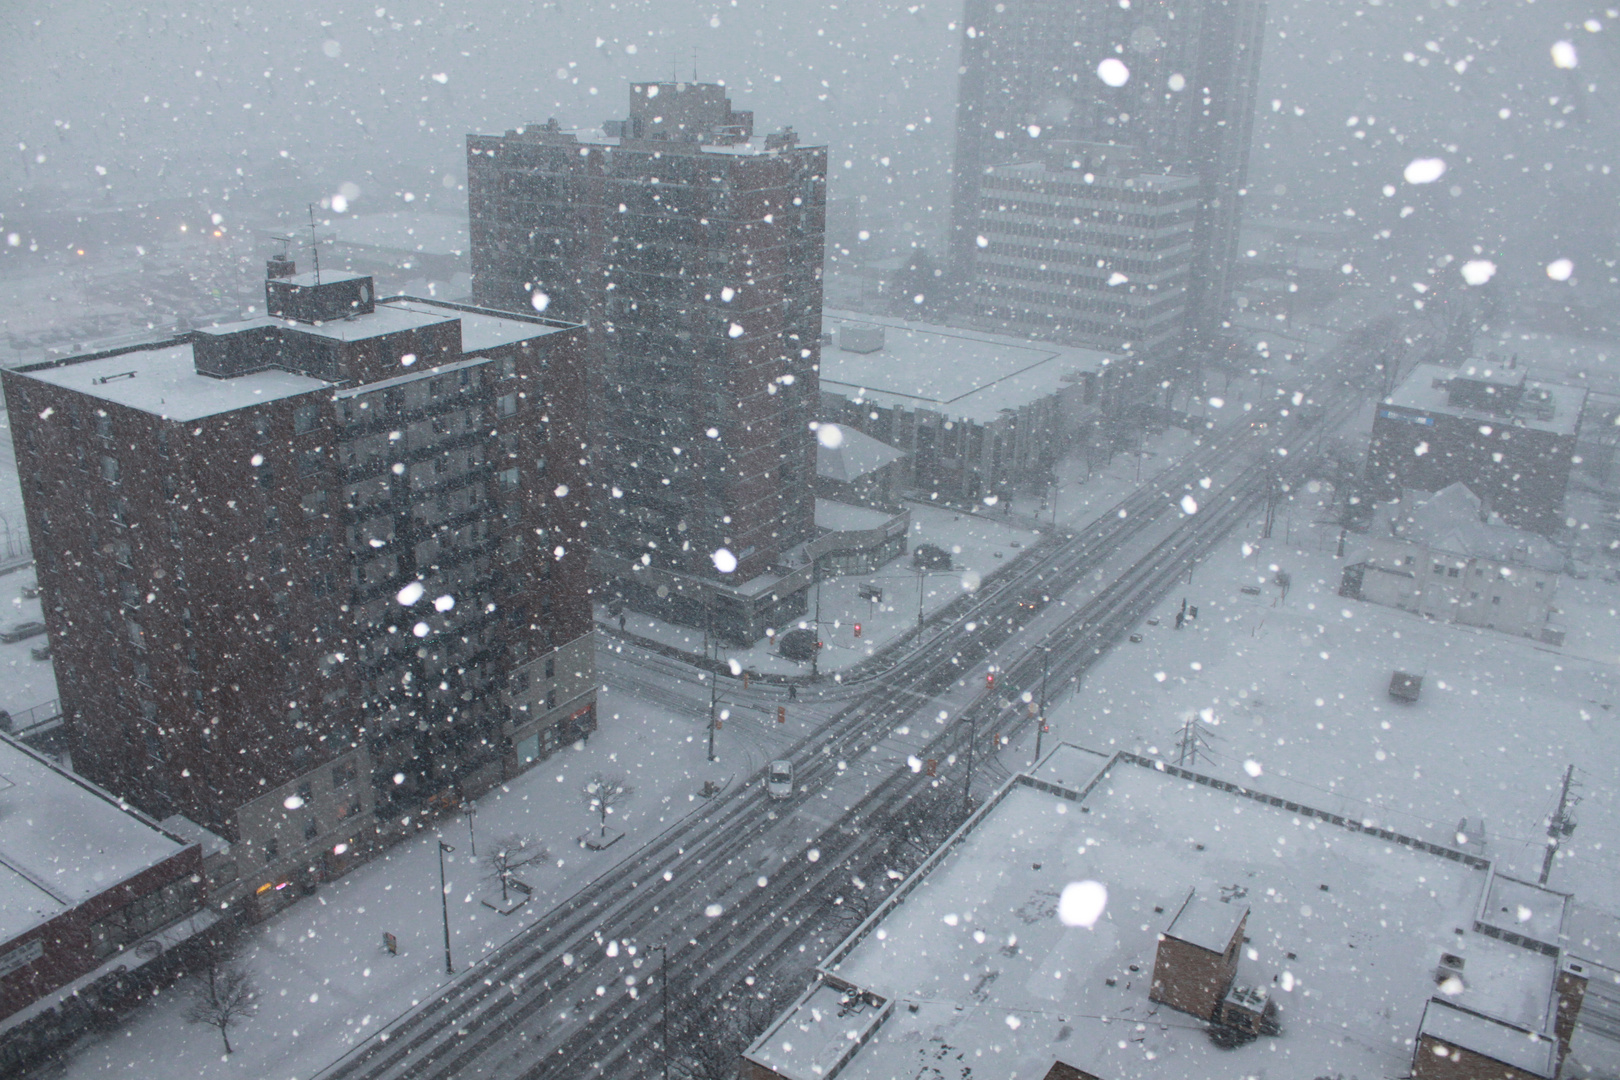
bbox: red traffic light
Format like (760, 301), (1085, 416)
(986, 672), (995, 688)
(853, 622), (862, 638)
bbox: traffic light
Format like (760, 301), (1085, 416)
(853, 622), (862, 638)
(986, 672), (995, 689)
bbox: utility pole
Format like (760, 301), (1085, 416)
(916, 563), (926, 628)
(811, 561), (823, 679)
(705, 590), (719, 762)
(962, 706), (978, 816)
(437, 840), (455, 975)
(1175, 712), (1214, 768)
(1539, 764), (1579, 885)
(1032, 648), (1050, 765)
(649, 942), (670, 1080)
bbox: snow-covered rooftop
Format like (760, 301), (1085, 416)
(1385, 362), (1585, 436)
(1419, 998), (1558, 1078)
(0, 735), (191, 944)
(757, 745), (1570, 1080)
(17, 342), (332, 421)
(819, 310), (1110, 424)
(814, 498), (898, 534)
(382, 298), (570, 352)
(814, 423), (905, 483)
(1379, 484), (1565, 573)
(1163, 885), (1246, 953)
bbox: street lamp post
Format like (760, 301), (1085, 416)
(649, 942), (671, 1080)
(461, 801), (477, 857)
(1033, 647), (1050, 766)
(437, 840), (455, 975)
(705, 589), (720, 763)
(962, 707), (979, 816)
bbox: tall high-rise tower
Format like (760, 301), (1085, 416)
(469, 82), (826, 642)
(949, 0), (1266, 356)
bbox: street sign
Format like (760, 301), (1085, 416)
(777, 706), (786, 724)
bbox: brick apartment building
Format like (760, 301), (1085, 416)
(468, 80), (826, 642)
(3, 265), (594, 909)
(1368, 360), (1586, 535)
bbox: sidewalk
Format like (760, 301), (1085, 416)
(50, 659), (831, 1080)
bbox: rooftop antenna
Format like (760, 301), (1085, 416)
(693, 48), (698, 82)
(307, 204), (322, 285)
(272, 234), (293, 259)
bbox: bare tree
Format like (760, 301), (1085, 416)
(671, 978), (794, 1080)
(583, 772), (634, 840)
(486, 833), (549, 904)
(184, 959), (258, 1055)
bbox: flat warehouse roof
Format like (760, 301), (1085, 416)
(764, 745), (1558, 1080)
(819, 310), (1110, 424)
(0, 735), (191, 944)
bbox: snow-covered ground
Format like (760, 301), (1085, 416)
(1024, 505), (1620, 907)
(601, 501), (1040, 677)
(48, 652), (826, 1080)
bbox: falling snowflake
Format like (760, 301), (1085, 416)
(1096, 58), (1130, 87)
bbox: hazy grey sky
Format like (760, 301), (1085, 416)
(4, 0), (1614, 290)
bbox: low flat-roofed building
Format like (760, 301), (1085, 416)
(0, 733), (210, 1067)
(1369, 361), (1587, 534)
(1341, 483), (1565, 641)
(746, 745), (1617, 1080)
(818, 311), (1110, 503)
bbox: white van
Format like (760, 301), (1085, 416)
(766, 759), (794, 800)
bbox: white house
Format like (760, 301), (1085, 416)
(1340, 483), (1564, 642)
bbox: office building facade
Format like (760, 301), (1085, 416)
(949, 0), (1267, 354)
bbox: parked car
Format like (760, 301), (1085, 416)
(0, 621), (46, 644)
(20, 585), (39, 599)
(766, 759), (794, 800)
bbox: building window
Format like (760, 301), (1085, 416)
(264, 839), (279, 863)
(294, 404), (320, 434)
(1492, 595), (1501, 605)
(333, 761), (357, 787)
(100, 455), (121, 483)
(304, 818), (320, 840)
(88, 876), (199, 958)
(499, 467), (520, 488)
(1535, 581), (1545, 591)
(545, 656), (556, 680)
(1432, 564), (1444, 576)
(144, 734), (165, 762)
(1447, 567), (1460, 578)
(497, 393), (519, 417)
(546, 689), (558, 710)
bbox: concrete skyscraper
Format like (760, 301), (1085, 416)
(949, 0), (1267, 357)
